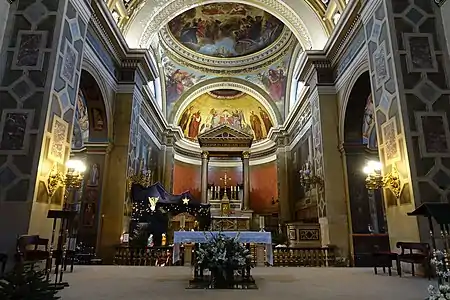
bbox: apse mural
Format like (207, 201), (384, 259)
(162, 56), (210, 116)
(72, 90), (89, 149)
(362, 94), (377, 149)
(177, 90), (274, 141)
(168, 3), (284, 58)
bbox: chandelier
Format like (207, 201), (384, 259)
(363, 160), (401, 198)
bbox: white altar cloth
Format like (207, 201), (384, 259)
(173, 231), (273, 265)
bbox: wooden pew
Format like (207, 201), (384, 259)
(396, 242), (431, 279)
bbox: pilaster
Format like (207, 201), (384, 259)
(99, 89), (134, 262)
(201, 151), (209, 204)
(361, 0), (450, 246)
(0, 0), (91, 255)
(310, 87), (350, 256)
(276, 145), (291, 223)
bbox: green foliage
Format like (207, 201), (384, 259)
(195, 232), (253, 273)
(0, 264), (60, 300)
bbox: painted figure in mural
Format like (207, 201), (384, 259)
(267, 68), (286, 101)
(179, 106), (194, 132)
(168, 3), (284, 58)
(259, 106), (273, 133)
(92, 108), (104, 131)
(166, 69), (193, 103)
(250, 111), (263, 140)
(72, 90), (90, 148)
(188, 110), (202, 138)
(88, 163), (100, 187)
(362, 94), (375, 146)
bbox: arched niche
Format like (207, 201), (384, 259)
(72, 70), (109, 149)
(169, 77), (282, 127)
(342, 71), (389, 266)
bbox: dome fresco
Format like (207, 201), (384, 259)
(177, 91), (274, 141)
(168, 3), (284, 58)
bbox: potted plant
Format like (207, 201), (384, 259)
(195, 232), (253, 288)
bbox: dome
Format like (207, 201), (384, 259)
(168, 3), (285, 58)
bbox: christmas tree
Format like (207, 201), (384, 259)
(0, 263), (61, 300)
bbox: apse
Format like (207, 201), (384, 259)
(167, 3), (285, 58)
(177, 90), (274, 142)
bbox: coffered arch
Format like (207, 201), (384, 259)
(124, 0), (329, 50)
(169, 77), (282, 127)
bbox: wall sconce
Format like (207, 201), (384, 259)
(47, 159), (86, 196)
(299, 162), (324, 191)
(363, 160), (401, 198)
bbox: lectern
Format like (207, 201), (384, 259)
(47, 209), (76, 287)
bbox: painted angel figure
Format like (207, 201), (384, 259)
(148, 197), (159, 212)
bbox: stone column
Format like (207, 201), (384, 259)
(0, 0), (91, 256)
(242, 151), (250, 210)
(201, 151), (209, 204)
(361, 0), (450, 245)
(162, 145), (174, 192)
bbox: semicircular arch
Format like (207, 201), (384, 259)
(339, 59), (370, 144)
(126, 0), (327, 51)
(170, 77), (282, 127)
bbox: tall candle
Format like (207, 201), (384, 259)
(180, 215), (186, 230)
(259, 216), (265, 231)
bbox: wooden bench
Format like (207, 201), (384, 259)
(396, 242), (431, 279)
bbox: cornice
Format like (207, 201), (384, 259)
(161, 37), (296, 75)
(90, 0), (159, 82)
(159, 25), (293, 68)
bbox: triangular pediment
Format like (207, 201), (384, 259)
(198, 124), (253, 139)
(197, 124), (253, 148)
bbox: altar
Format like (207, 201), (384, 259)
(172, 231), (273, 265)
(197, 124), (254, 230)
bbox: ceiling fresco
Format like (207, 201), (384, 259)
(167, 3), (284, 58)
(177, 91), (274, 142)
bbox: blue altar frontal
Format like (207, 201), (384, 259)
(173, 231), (273, 265)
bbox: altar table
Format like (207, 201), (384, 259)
(173, 231), (273, 265)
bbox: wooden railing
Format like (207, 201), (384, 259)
(113, 246), (183, 266)
(272, 246), (336, 267)
(113, 245), (336, 267)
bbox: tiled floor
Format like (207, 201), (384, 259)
(59, 266), (432, 300)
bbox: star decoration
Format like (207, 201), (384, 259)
(148, 197), (159, 211)
(182, 197), (190, 205)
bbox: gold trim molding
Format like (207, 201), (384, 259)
(159, 25), (294, 68)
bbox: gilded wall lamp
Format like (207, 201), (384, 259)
(47, 159), (86, 196)
(363, 160), (401, 198)
(299, 162), (324, 191)
(127, 159), (152, 191)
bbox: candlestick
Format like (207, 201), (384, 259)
(259, 216), (265, 232)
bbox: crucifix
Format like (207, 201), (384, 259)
(220, 173), (231, 188)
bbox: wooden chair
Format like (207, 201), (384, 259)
(396, 242), (432, 279)
(15, 235), (50, 265)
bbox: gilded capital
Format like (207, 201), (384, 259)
(242, 151), (250, 159)
(201, 151), (209, 159)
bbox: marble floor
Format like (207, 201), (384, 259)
(59, 266), (432, 300)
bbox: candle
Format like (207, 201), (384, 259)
(259, 216), (265, 231)
(180, 215), (186, 230)
(237, 186), (240, 192)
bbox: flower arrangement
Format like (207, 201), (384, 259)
(195, 232), (253, 288)
(428, 250), (450, 300)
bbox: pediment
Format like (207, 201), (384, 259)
(197, 124), (253, 148)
